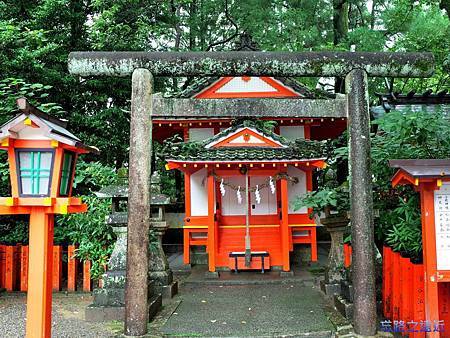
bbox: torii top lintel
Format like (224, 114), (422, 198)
(68, 51), (434, 78)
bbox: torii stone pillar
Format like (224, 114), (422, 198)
(125, 68), (153, 336)
(346, 69), (376, 335)
(68, 50), (434, 337)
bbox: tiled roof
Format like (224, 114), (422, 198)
(164, 120), (326, 162)
(371, 91), (450, 119)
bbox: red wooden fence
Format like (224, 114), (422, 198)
(0, 244), (94, 292)
(343, 243), (352, 268)
(382, 246), (426, 337)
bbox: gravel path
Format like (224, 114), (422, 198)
(0, 293), (118, 338)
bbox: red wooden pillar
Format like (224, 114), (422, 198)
(67, 245), (77, 291)
(310, 227), (317, 262)
(20, 245), (29, 292)
(420, 185), (440, 337)
(52, 245), (62, 291)
(183, 172), (191, 265)
(5, 245), (18, 291)
(206, 172), (216, 272)
(280, 177), (290, 272)
(412, 260), (425, 338)
(83, 260), (91, 292)
(0, 244), (5, 288)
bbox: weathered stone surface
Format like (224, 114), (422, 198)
(320, 219), (349, 285)
(108, 227), (128, 271)
(153, 96), (348, 118)
(85, 294), (162, 323)
(346, 69), (377, 336)
(68, 51), (434, 78)
(125, 68), (153, 336)
(334, 295), (354, 320)
(320, 279), (341, 296)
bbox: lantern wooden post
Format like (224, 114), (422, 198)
(26, 210), (54, 338)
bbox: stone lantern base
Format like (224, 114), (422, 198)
(149, 220), (179, 298)
(85, 226), (162, 322)
(319, 216), (349, 297)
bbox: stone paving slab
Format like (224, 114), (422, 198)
(161, 283), (336, 337)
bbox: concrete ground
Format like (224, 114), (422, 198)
(0, 243), (347, 337)
(0, 293), (120, 337)
(161, 282), (337, 337)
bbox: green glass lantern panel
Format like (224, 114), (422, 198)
(59, 152), (74, 196)
(18, 151), (53, 195)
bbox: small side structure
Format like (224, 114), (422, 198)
(389, 159), (450, 337)
(85, 172), (174, 322)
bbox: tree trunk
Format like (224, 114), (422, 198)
(333, 0), (349, 94)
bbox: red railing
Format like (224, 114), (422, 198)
(382, 246), (425, 337)
(0, 244), (94, 292)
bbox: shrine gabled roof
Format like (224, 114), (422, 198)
(164, 120), (327, 163)
(171, 76), (335, 99)
(168, 33), (334, 100)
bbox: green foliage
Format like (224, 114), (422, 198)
(57, 196), (114, 279)
(55, 159), (117, 279)
(293, 185), (349, 218)
(384, 196), (422, 255)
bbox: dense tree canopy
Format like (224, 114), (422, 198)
(1, 0), (449, 167)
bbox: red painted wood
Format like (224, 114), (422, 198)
(194, 76), (300, 99)
(5, 245), (18, 291)
(400, 255), (413, 322)
(216, 227), (283, 267)
(344, 243), (352, 268)
(83, 260), (91, 292)
(438, 283), (450, 338)
(382, 246), (392, 319)
(20, 246), (28, 292)
(411, 261), (425, 338)
(0, 245), (5, 288)
(52, 245), (62, 291)
(391, 251), (401, 320)
(228, 256), (271, 271)
(67, 245), (77, 291)
(419, 185), (440, 335)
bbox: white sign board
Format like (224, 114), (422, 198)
(434, 182), (450, 270)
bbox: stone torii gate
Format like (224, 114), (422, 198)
(68, 51), (434, 337)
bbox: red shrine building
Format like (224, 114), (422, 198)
(153, 35), (347, 273)
(165, 120), (327, 273)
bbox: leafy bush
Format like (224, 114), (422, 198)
(55, 159), (117, 279)
(294, 108), (450, 258)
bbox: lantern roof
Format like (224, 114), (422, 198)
(164, 119), (327, 164)
(0, 98), (98, 154)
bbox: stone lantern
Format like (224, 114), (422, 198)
(86, 170), (176, 321)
